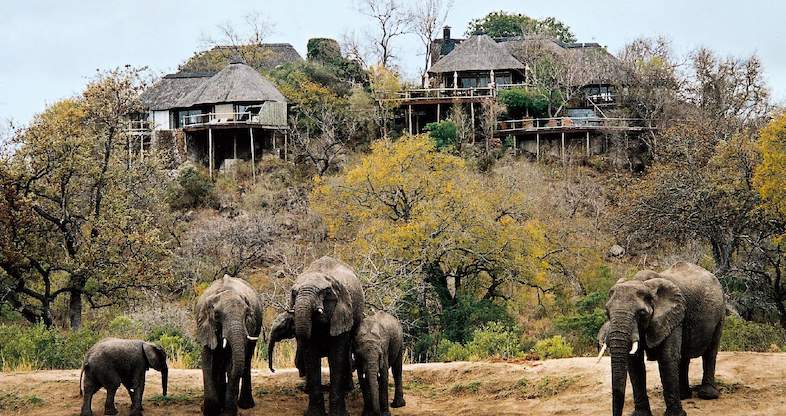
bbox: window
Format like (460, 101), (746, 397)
(175, 109), (203, 128)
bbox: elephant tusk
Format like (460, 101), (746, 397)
(247, 335), (258, 341)
(317, 307), (324, 315)
(629, 341), (639, 355)
(596, 343), (607, 364)
(222, 338), (227, 349)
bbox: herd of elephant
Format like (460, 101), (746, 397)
(77, 257), (726, 416)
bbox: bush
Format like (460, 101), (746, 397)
(425, 120), (458, 151)
(107, 315), (143, 339)
(145, 325), (201, 369)
(498, 88), (549, 118)
(442, 297), (515, 343)
(166, 164), (216, 210)
(0, 324), (99, 371)
(720, 315), (784, 352)
(554, 291), (608, 351)
(531, 335), (574, 360)
(436, 321), (526, 361)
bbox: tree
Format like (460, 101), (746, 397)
(310, 135), (547, 358)
(367, 65), (402, 139)
(409, 0), (452, 80)
(466, 11), (576, 43)
(755, 112), (786, 226)
(356, 0), (411, 67)
(424, 120), (457, 151)
(181, 11), (275, 73)
(0, 68), (173, 329)
(480, 98), (504, 154)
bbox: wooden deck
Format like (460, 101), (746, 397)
(497, 117), (652, 134)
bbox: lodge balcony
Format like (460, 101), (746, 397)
(182, 104), (287, 131)
(398, 86), (503, 105)
(497, 116), (651, 135)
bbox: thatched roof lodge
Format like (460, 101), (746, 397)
(428, 34), (525, 85)
(138, 59), (290, 178)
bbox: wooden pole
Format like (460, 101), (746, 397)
(208, 128), (213, 178)
(140, 134), (144, 162)
(250, 128), (256, 183)
(536, 133), (540, 161)
(233, 133), (237, 159)
(513, 135), (517, 154)
(284, 131), (288, 162)
(586, 131), (590, 157)
(561, 132), (566, 163)
(437, 103), (440, 121)
(470, 102), (476, 144)
(273, 131), (277, 150)
(408, 105), (413, 135)
(184, 133), (188, 160)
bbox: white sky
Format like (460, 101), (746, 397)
(1, 0), (784, 125)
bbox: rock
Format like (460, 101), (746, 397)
(608, 244), (625, 258)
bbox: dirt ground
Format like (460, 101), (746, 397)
(1, 352), (785, 415)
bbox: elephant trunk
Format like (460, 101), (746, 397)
(294, 290), (316, 340)
(609, 310), (635, 416)
(366, 364), (381, 416)
(161, 365), (168, 397)
(227, 320), (247, 383)
(267, 336), (277, 373)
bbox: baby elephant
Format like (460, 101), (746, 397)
(353, 311), (406, 416)
(80, 338), (168, 416)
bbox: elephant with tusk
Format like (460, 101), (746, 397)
(603, 262), (725, 416)
(195, 275), (263, 416)
(289, 256), (365, 416)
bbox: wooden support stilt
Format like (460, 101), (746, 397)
(536, 133), (540, 161)
(140, 134), (144, 162)
(586, 131), (590, 157)
(561, 132), (566, 163)
(437, 103), (441, 121)
(470, 102), (476, 144)
(250, 128), (256, 183)
(513, 135), (517, 154)
(233, 133), (237, 159)
(272, 131), (277, 150)
(184, 133), (188, 160)
(208, 128), (213, 178)
(284, 131), (288, 162)
(408, 105), (413, 135)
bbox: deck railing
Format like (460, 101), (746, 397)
(398, 86), (496, 102)
(183, 102), (287, 128)
(126, 120), (151, 133)
(497, 117), (648, 132)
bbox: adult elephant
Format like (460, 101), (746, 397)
(196, 275), (263, 416)
(603, 262), (724, 416)
(290, 256), (364, 416)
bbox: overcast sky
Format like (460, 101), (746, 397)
(1, 0), (784, 125)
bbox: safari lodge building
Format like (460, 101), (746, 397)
(137, 58), (290, 178)
(401, 26), (646, 160)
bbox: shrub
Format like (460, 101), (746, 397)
(436, 339), (471, 362)
(531, 335), (574, 360)
(554, 291), (608, 351)
(498, 88), (549, 118)
(425, 120), (458, 151)
(436, 321), (525, 361)
(720, 315), (785, 352)
(107, 315), (143, 338)
(166, 164), (216, 210)
(145, 325), (201, 369)
(0, 324), (99, 371)
(442, 296), (515, 343)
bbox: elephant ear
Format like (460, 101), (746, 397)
(328, 276), (355, 336)
(143, 342), (167, 371)
(642, 277), (686, 348)
(196, 294), (219, 349)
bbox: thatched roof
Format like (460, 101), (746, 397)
(183, 61), (288, 108)
(140, 72), (212, 111)
(428, 35), (524, 74)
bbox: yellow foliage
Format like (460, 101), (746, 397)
(311, 135), (548, 300)
(755, 112), (786, 229)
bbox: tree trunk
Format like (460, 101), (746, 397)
(68, 289), (82, 330)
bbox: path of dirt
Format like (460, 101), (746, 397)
(1, 352), (785, 415)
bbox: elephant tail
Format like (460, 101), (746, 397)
(79, 364), (86, 397)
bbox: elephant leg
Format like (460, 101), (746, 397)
(698, 323), (722, 400)
(628, 351), (652, 416)
(238, 341), (255, 409)
(658, 333), (686, 416)
(129, 377), (145, 416)
(390, 351), (405, 408)
(202, 347), (224, 416)
(379, 360), (391, 416)
(80, 374), (98, 416)
(304, 344), (326, 416)
(103, 380), (121, 416)
(679, 357), (691, 399)
(358, 367), (372, 416)
(342, 348), (354, 392)
(327, 338), (349, 416)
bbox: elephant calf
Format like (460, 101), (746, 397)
(79, 338), (168, 416)
(353, 311), (406, 416)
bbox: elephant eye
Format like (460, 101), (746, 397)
(638, 309), (648, 316)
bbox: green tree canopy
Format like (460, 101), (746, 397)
(466, 11), (576, 43)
